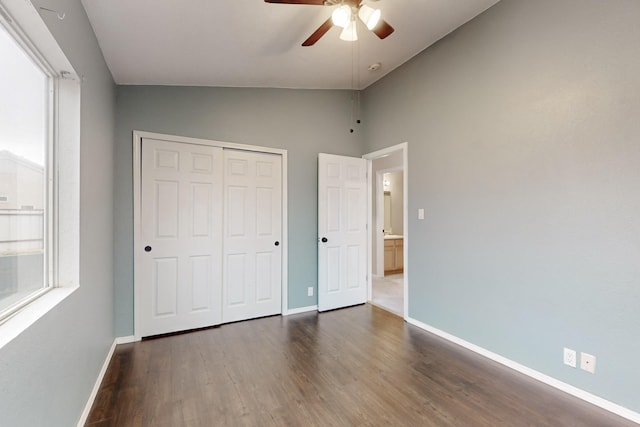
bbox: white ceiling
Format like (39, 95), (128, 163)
(81, 0), (499, 90)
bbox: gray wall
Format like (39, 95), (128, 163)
(0, 0), (116, 426)
(362, 0), (640, 412)
(114, 86), (363, 336)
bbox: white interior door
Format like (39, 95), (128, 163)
(318, 153), (367, 311)
(139, 138), (223, 337)
(222, 149), (282, 323)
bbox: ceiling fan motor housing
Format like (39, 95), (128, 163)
(265, 0), (394, 46)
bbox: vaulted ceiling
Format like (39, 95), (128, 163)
(81, 0), (499, 90)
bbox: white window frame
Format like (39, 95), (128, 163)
(0, 0), (80, 348)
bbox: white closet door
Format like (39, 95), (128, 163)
(139, 138), (223, 337)
(318, 153), (367, 312)
(222, 149), (282, 323)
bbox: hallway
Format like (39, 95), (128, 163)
(371, 273), (403, 316)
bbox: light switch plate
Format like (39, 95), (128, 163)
(418, 208), (425, 220)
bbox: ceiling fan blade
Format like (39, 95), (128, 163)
(302, 17), (333, 46)
(372, 19), (394, 39)
(264, 0), (326, 4)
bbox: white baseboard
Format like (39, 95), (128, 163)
(115, 335), (136, 344)
(406, 317), (640, 425)
(283, 305), (318, 316)
(77, 338), (117, 427)
(76, 335), (137, 426)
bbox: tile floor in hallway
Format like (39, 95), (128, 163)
(371, 273), (403, 316)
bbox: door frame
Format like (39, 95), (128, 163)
(132, 130), (288, 341)
(363, 142), (408, 320)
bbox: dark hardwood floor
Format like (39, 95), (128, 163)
(86, 304), (635, 426)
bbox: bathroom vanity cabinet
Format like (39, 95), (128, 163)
(384, 236), (403, 275)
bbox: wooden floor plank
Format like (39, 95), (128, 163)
(86, 305), (635, 426)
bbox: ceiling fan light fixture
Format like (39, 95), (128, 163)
(339, 20), (358, 41)
(358, 5), (381, 30)
(331, 4), (351, 28)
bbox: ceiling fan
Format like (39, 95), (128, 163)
(264, 0), (395, 46)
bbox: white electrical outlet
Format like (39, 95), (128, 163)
(307, 286), (314, 297)
(563, 348), (577, 368)
(580, 352), (596, 373)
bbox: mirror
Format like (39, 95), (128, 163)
(384, 191), (391, 234)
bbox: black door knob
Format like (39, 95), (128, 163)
(321, 237), (328, 243)
(144, 246), (152, 252)
(274, 241), (280, 246)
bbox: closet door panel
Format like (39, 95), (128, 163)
(139, 139), (223, 337)
(222, 150), (282, 323)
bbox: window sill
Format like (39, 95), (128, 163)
(0, 285), (78, 350)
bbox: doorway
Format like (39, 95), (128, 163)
(364, 143), (408, 318)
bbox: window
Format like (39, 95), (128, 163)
(0, 0), (79, 347)
(0, 15), (52, 319)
